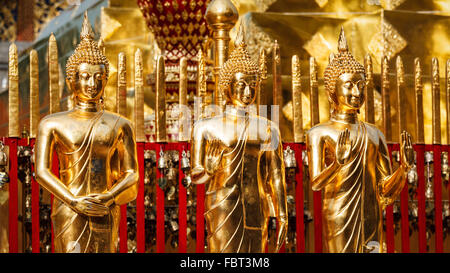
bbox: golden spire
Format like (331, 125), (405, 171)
(337, 26), (349, 53)
(80, 11), (94, 40)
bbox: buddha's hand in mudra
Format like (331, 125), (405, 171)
(400, 130), (414, 169)
(336, 128), (352, 165)
(70, 196), (109, 217)
(205, 139), (224, 175)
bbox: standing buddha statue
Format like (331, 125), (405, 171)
(190, 25), (287, 253)
(35, 12), (139, 253)
(305, 27), (414, 253)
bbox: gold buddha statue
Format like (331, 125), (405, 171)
(305, 28), (414, 253)
(35, 13), (139, 253)
(190, 26), (287, 253)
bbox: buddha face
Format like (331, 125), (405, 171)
(335, 72), (365, 112)
(68, 63), (107, 102)
(229, 72), (258, 107)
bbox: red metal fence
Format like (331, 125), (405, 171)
(2, 137), (449, 253)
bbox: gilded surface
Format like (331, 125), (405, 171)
(35, 13), (138, 253)
(191, 29), (287, 252)
(305, 28), (414, 253)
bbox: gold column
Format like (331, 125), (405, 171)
(381, 56), (392, 141)
(310, 57), (320, 126)
(48, 33), (59, 114)
(396, 56), (406, 134)
(258, 48), (267, 111)
(432, 57), (441, 144)
(273, 40), (282, 107)
(179, 57), (188, 142)
(292, 55), (303, 143)
(205, 0), (238, 108)
(414, 58), (424, 144)
(8, 43), (19, 138)
(134, 49), (145, 143)
(30, 49), (40, 138)
(155, 55), (166, 142)
(364, 54), (375, 124)
(117, 52), (127, 116)
(197, 49), (207, 117)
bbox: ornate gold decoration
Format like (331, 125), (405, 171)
(117, 52), (127, 117)
(179, 57), (188, 141)
(364, 54), (375, 124)
(8, 42), (19, 138)
(156, 55), (167, 142)
(368, 20), (407, 62)
(205, 0), (239, 108)
(135, 49), (145, 142)
(414, 58), (424, 144)
(432, 57), (441, 144)
(396, 56), (406, 133)
(273, 40), (282, 107)
(381, 56), (392, 141)
(310, 57), (320, 126)
(48, 33), (60, 114)
(30, 49), (40, 139)
(303, 32), (333, 63)
(292, 55), (303, 143)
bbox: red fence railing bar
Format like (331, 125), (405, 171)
(385, 145), (395, 253)
(4, 137), (18, 253)
(136, 142), (146, 253)
(431, 144), (443, 252)
(177, 142), (189, 253)
(293, 143), (305, 253)
(119, 204), (128, 253)
(30, 139), (40, 253)
(415, 144), (427, 253)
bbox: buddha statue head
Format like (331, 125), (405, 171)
(324, 27), (366, 115)
(65, 12), (109, 104)
(218, 25), (259, 108)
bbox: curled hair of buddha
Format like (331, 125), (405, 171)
(324, 27), (365, 111)
(66, 12), (109, 84)
(218, 24), (259, 103)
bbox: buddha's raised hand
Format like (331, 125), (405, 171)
(400, 131), (414, 169)
(205, 139), (224, 175)
(336, 128), (352, 165)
